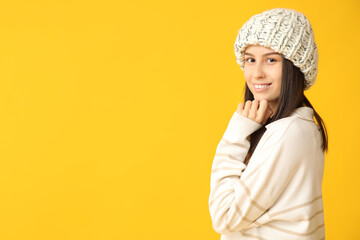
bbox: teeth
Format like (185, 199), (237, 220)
(254, 84), (270, 89)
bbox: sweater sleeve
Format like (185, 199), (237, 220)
(208, 111), (308, 234)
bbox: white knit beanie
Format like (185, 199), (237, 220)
(234, 8), (318, 90)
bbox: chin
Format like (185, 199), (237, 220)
(253, 96), (266, 101)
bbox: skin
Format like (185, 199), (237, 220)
(236, 45), (283, 125)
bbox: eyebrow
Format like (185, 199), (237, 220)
(244, 52), (282, 57)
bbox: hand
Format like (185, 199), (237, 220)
(236, 99), (273, 125)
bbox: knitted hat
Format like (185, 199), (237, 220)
(234, 8), (318, 90)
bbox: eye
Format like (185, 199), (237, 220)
(267, 58), (277, 63)
(245, 58), (255, 63)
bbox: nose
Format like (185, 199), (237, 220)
(253, 63), (265, 79)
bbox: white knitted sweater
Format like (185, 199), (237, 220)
(208, 107), (325, 240)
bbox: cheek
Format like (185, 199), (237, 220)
(245, 78), (252, 90)
(276, 74), (282, 88)
(275, 65), (282, 85)
(269, 68), (282, 87)
(243, 71), (252, 83)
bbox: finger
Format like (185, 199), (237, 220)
(236, 102), (244, 115)
(243, 100), (252, 117)
(248, 99), (259, 120)
(256, 100), (268, 124)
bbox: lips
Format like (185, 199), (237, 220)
(253, 83), (272, 92)
(254, 83), (271, 88)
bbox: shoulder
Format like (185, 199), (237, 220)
(265, 107), (317, 137)
(248, 116), (317, 174)
(263, 111), (318, 153)
(282, 117), (316, 149)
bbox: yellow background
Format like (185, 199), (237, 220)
(0, 0), (359, 239)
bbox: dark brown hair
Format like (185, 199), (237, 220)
(243, 55), (328, 165)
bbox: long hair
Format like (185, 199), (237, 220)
(243, 55), (328, 165)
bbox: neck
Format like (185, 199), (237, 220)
(268, 101), (278, 118)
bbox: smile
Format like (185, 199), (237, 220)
(253, 83), (272, 92)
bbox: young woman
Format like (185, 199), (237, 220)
(208, 8), (328, 240)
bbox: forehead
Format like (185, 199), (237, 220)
(244, 45), (278, 54)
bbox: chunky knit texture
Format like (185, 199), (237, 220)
(234, 8), (318, 90)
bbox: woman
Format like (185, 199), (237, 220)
(208, 8), (328, 240)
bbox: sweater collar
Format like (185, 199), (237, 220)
(265, 107), (314, 129)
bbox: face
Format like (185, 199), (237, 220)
(243, 45), (283, 113)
